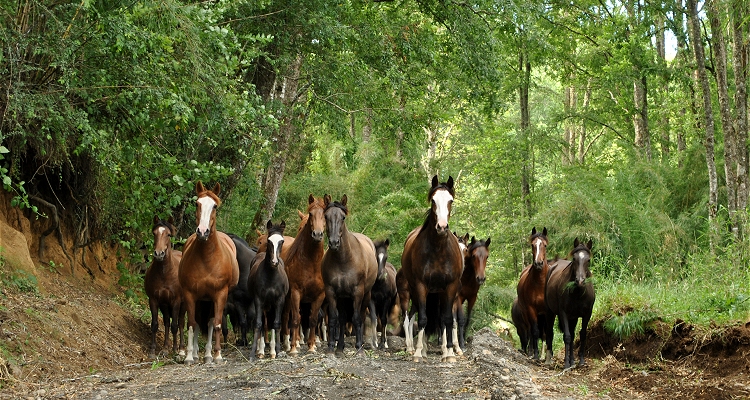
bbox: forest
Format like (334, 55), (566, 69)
(1, 0), (749, 344)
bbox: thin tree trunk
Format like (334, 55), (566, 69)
(633, 76), (651, 160)
(519, 49), (532, 219)
(252, 54), (304, 233)
(688, 0), (720, 252)
(656, 14), (671, 162)
(563, 85), (576, 166)
(708, 0), (738, 235)
(731, 0), (749, 225)
(362, 108), (372, 143)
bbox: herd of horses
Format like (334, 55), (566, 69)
(144, 177), (594, 369)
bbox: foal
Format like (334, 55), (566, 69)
(144, 216), (184, 358)
(371, 238), (398, 349)
(248, 220), (289, 360)
(516, 227), (550, 360)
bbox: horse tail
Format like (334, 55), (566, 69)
(424, 293), (442, 337)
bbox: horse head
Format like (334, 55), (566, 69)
(468, 236), (491, 285)
(308, 194), (326, 242)
(265, 219), (287, 268)
(374, 238), (390, 280)
(455, 232), (470, 260)
(323, 194), (348, 251)
(194, 181), (222, 241)
(428, 175), (455, 236)
(152, 215), (176, 261)
(570, 237), (593, 287)
(529, 227), (548, 270)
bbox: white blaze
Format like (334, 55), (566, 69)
(432, 189), (453, 229)
(197, 197), (216, 234)
(268, 233), (283, 264)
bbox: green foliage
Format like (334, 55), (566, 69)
(604, 310), (659, 340)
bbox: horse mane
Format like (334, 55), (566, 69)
(196, 188), (222, 206)
(325, 201), (348, 215)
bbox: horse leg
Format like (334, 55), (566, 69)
(403, 312), (414, 354)
(272, 303), (285, 359)
(567, 316), (579, 368)
(543, 312), (555, 366)
(177, 301), (186, 356)
(204, 316), (215, 363)
(148, 298), (159, 359)
(558, 311), (573, 369)
(454, 301), (464, 356)
(281, 293), (292, 352)
(306, 293), (326, 353)
(367, 297), (378, 350)
(170, 300), (181, 354)
(528, 310), (540, 360)
(160, 304), (171, 351)
(288, 292), (302, 355)
(440, 291), (457, 363)
(413, 288), (429, 362)
(326, 292), (339, 353)
(352, 293), (366, 354)
(578, 314), (590, 367)
(250, 302), (262, 360)
(183, 296), (197, 365)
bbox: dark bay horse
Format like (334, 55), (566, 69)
(222, 233), (257, 346)
(400, 175), (463, 362)
(144, 216), (184, 358)
(516, 227), (550, 360)
(178, 181), (240, 364)
(281, 194), (327, 355)
(454, 236), (491, 353)
(321, 194), (378, 354)
(371, 238), (398, 349)
(511, 297), (529, 353)
(248, 220), (289, 360)
(545, 238), (596, 368)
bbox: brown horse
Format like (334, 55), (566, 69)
(400, 175), (463, 362)
(178, 181), (239, 364)
(144, 216), (184, 358)
(545, 238), (596, 368)
(516, 227), (550, 360)
(281, 194), (327, 355)
(256, 210), (306, 260)
(453, 236), (491, 353)
(371, 238), (398, 349)
(248, 220), (289, 360)
(321, 194), (378, 354)
(511, 297), (528, 353)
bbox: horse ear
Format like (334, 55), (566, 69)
(431, 175), (439, 188)
(309, 194), (315, 204)
(485, 237), (491, 247)
(153, 215), (160, 225)
(384, 238), (390, 247)
(574, 237), (580, 248)
(587, 239), (593, 250)
(255, 228), (262, 236)
(542, 227), (548, 236)
(323, 194), (331, 206)
(470, 236), (476, 245)
(340, 194), (348, 207)
(196, 181), (205, 193)
(531, 226), (537, 235)
(297, 209), (305, 219)
(167, 216), (174, 225)
(463, 233), (470, 242)
(266, 219), (273, 230)
(280, 220), (286, 232)
(447, 176), (454, 189)
(212, 182), (221, 196)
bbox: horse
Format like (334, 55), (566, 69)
(178, 181), (240, 364)
(511, 297), (529, 353)
(256, 211), (304, 261)
(515, 226), (550, 360)
(222, 233), (257, 346)
(399, 175), (463, 363)
(454, 232), (470, 259)
(453, 236), (491, 353)
(320, 194), (378, 354)
(144, 216), (184, 358)
(371, 238), (398, 349)
(544, 238), (596, 369)
(247, 220), (290, 360)
(281, 194), (327, 355)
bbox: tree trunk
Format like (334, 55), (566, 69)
(578, 81), (591, 164)
(563, 85), (576, 166)
(656, 14), (671, 162)
(731, 0), (749, 225)
(519, 49), (532, 219)
(688, 0), (720, 252)
(362, 108), (372, 143)
(633, 76), (651, 160)
(252, 54), (304, 233)
(708, 0), (738, 235)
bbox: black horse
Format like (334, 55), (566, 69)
(371, 238), (398, 349)
(223, 232), (257, 346)
(247, 220), (290, 360)
(544, 238), (596, 369)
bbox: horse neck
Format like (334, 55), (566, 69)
(292, 219), (324, 259)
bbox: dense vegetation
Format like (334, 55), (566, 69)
(2, 0), (749, 338)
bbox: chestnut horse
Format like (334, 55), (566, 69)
(454, 236), (491, 353)
(248, 220), (289, 360)
(371, 238), (398, 349)
(144, 216), (184, 358)
(400, 175), (463, 362)
(178, 181), (239, 364)
(281, 194), (327, 355)
(544, 238), (595, 368)
(516, 227), (550, 360)
(321, 194), (378, 354)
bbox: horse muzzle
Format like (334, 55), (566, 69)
(476, 276), (486, 285)
(312, 230), (324, 242)
(196, 228), (210, 241)
(435, 223), (450, 235)
(153, 251), (166, 261)
(533, 261), (544, 270)
(328, 239), (340, 250)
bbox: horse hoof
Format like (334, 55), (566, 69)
(204, 356), (213, 364)
(412, 356), (423, 363)
(271, 354), (277, 359)
(455, 349), (464, 357)
(148, 352), (156, 359)
(184, 358), (194, 366)
(442, 356), (457, 363)
(289, 349), (299, 357)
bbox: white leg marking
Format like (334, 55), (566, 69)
(185, 326), (195, 363)
(270, 330), (277, 359)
